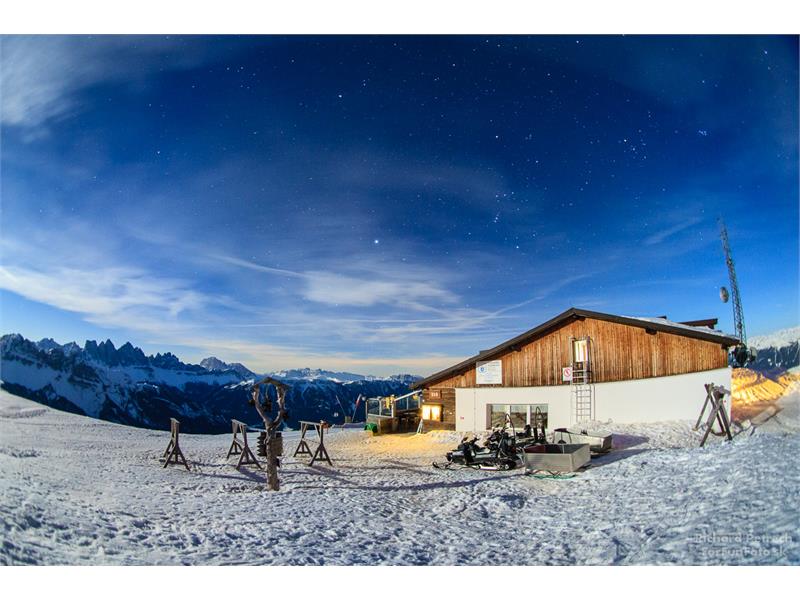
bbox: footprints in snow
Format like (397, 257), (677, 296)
(0, 407), (47, 419)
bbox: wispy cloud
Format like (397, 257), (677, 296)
(0, 264), (212, 332)
(643, 217), (703, 246)
(169, 334), (468, 375)
(303, 270), (452, 309)
(209, 254), (303, 279)
(210, 253), (456, 311)
(1, 36), (249, 131)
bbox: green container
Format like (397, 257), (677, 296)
(364, 423), (378, 433)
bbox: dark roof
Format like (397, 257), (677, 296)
(679, 318), (718, 329)
(412, 307), (739, 389)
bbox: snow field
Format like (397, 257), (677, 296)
(1, 389), (798, 565)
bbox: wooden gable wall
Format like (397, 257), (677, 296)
(428, 316), (728, 389)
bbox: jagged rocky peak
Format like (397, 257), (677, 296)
(61, 342), (81, 355)
(84, 338), (112, 357)
(36, 338), (62, 352)
(34, 337), (82, 357)
(80, 339), (158, 368)
(117, 342), (147, 365)
(1, 333), (36, 355)
(1, 333), (24, 348)
(84, 339), (123, 366)
(152, 352), (182, 369)
(200, 357), (228, 371)
(200, 356), (256, 379)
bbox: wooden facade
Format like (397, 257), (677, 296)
(416, 310), (736, 391)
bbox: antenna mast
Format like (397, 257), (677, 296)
(718, 219), (746, 345)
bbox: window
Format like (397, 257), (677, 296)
(486, 404), (548, 429)
(489, 404), (507, 428)
(530, 404), (548, 429)
(422, 404), (442, 421)
(510, 405), (527, 428)
(572, 338), (588, 363)
(367, 397), (380, 415)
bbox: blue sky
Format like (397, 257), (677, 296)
(1, 35), (797, 375)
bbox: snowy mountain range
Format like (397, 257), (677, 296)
(267, 367), (418, 385)
(749, 327), (800, 350)
(748, 327), (800, 373)
(0, 334), (419, 433)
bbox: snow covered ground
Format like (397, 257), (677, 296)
(1, 388), (798, 565)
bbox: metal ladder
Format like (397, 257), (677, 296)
(572, 384), (593, 423)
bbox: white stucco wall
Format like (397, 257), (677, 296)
(454, 367), (731, 432)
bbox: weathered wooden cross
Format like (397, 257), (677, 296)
(162, 417), (190, 470)
(250, 377), (290, 491)
(293, 420), (333, 466)
(229, 419), (262, 470)
(695, 383), (733, 447)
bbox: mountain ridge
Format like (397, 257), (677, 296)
(745, 326), (800, 373)
(749, 326), (800, 350)
(2, 333), (420, 382)
(0, 333), (420, 433)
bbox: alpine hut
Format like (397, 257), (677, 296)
(411, 307), (740, 432)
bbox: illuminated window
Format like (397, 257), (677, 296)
(422, 404), (442, 421)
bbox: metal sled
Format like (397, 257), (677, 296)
(551, 428), (612, 454)
(522, 443), (590, 474)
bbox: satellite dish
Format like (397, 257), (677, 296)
(719, 286), (729, 303)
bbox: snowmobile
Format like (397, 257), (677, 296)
(433, 414), (523, 471)
(512, 407), (548, 447)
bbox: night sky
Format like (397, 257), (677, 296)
(1, 35), (797, 375)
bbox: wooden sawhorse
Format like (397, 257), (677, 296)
(226, 419), (246, 457)
(228, 419), (262, 470)
(293, 421), (333, 466)
(694, 383), (733, 447)
(162, 418), (190, 470)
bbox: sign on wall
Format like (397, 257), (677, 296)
(476, 360), (502, 384)
(562, 366), (573, 382)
